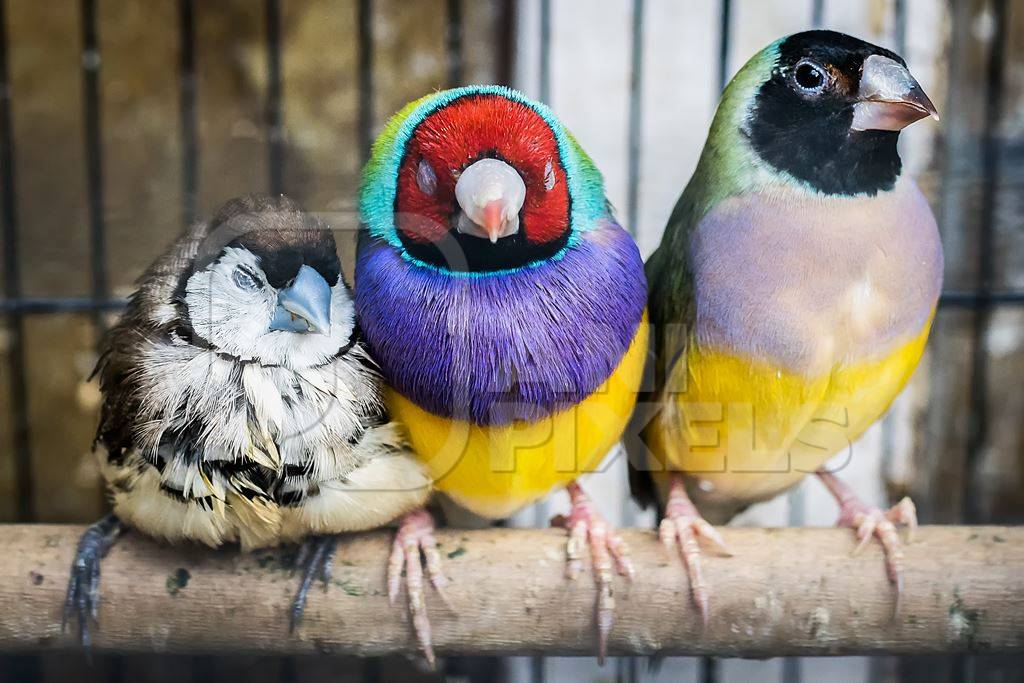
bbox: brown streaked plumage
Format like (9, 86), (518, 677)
(64, 194), (432, 651)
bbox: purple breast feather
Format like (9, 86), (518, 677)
(355, 222), (647, 426)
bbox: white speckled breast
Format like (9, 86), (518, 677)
(689, 177), (943, 375)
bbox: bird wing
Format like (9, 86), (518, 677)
(625, 190), (701, 511)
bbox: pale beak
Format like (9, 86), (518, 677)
(454, 158), (527, 243)
(269, 264), (332, 334)
(851, 54), (939, 132)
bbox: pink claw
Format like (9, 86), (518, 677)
(554, 482), (635, 664)
(817, 470), (918, 610)
(386, 508), (450, 668)
(658, 475), (732, 625)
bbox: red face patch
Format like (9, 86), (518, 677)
(395, 94), (570, 246)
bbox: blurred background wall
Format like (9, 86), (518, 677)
(0, 1), (1021, 682)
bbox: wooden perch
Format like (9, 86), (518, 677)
(0, 525), (1021, 658)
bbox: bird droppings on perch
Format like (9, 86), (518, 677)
(0, 525), (1021, 659)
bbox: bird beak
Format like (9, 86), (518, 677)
(455, 158), (527, 243)
(482, 199), (505, 244)
(269, 265), (332, 334)
(851, 54), (939, 132)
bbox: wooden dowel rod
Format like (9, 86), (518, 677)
(0, 525), (1021, 658)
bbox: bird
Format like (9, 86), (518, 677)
(628, 30), (943, 621)
(63, 194), (433, 652)
(355, 85), (649, 661)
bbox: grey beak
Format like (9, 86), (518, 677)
(851, 54), (939, 132)
(269, 265), (332, 334)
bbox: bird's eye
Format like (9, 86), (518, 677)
(543, 161), (556, 191)
(794, 60), (826, 93)
(416, 158), (437, 195)
(232, 266), (260, 291)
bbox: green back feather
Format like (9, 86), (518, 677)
(646, 39), (784, 326)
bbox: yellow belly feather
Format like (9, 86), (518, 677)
(644, 314), (934, 508)
(389, 314), (649, 519)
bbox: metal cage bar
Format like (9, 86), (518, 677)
(357, 0), (374, 164)
(80, 0), (108, 331)
(963, 0), (1008, 525)
(717, 0), (732, 94)
(265, 0), (284, 196)
(0, 0), (33, 522)
(179, 0), (198, 227)
(624, 0), (644, 238)
(446, 0), (464, 88)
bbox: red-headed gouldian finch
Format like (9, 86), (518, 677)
(356, 86), (649, 661)
(629, 30), (942, 619)
(64, 195), (431, 647)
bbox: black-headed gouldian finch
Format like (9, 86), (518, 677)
(629, 30), (942, 618)
(356, 86), (649, 660)
(64, 195), (432, 648)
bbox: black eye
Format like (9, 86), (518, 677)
(794, 61), (826, 92)
(416, 158), (437, 195)
(232, 266), (260, 291)
(543, 161), (556, 191)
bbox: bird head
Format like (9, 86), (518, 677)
(362, 86), (609, 273)
(181, 195), (356, 367)
(722, 30), (938, 196)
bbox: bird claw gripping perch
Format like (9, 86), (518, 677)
(552, 481), (636, 665)
(658, 475), (733, 626)
(62, 513), (126, 648)
(386, 508), (450, 668)
(289, 534), (339, 633)
(817, 470), (917, 613)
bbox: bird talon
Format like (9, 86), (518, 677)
(658, 476), (726, 623)
(387, 509), (446, 668)
(557, 482), (633, 663)
(62, 513), (125, 648)
(819, 471), (918, 601)
(289, 535), (338, 633)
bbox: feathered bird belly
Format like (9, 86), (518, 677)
(642, 179), (943, 520)
(388, 315), (648, 519)
(98, 345), (430, 550)
(644, 314), (933, 521)
(99, 429), (430, 550)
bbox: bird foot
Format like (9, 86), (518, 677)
(387, 508), (449, 668)
(817, 470), (917, 612)
(62, 513), (126, 648)
(839, 495), (917, 599)
(658, 476), (732, 626)
(551, 482), (635, 665)
(289, 534), (338, 633)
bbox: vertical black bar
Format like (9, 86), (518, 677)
(700, 657), (720, 683)
(179, 0), (198, 226)
(265, 0), (284, 195)
(781, 657), (802, 683)
(81, 0), (107, 330)
(357, 0), (374, 163)
(879, 0), (908, 531)
(0, 0), (33, 522)
(445, 0), (464, 87)
(963, 0), (1007, 524)
(893, 0), (907, 57)
(495, 0), (515, 87)
(717, 0), (732, 93)
(538, 0), (552, 102)
(531, 10), (555, 682)
(625, 0), (644, 237)
(811, 0), (825, 27)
